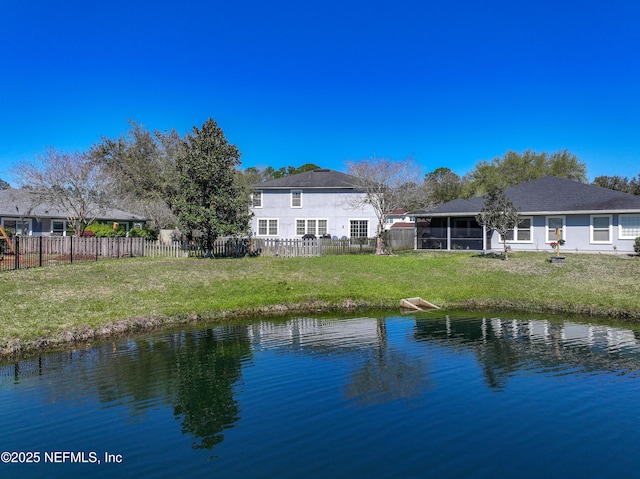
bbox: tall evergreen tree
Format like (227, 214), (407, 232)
(173, 118), (251, 255)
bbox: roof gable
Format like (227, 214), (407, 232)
(254, 169), (358, 189)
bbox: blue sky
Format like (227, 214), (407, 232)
(2, 0), (639, 185)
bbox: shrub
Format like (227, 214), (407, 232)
(84, 223), (126, 238)
(128, 227), (158, 241)
(635, 237), (640, 255)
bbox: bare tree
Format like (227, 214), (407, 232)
(11, 147), (111, 235)
(346, 156), (424, 255)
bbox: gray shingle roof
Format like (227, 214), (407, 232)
(0, 189), (146, 221)
(254, 169), (358, 189)
(416, 176), (640, 216)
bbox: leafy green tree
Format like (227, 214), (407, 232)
(90, 120), (182, 228)
(424, 167), (464, 204)
(476, 186), (520, 260)
(246, 163), (322, 182)
(464, 149), (587, 197)
(593, 175), (640, 195)
(593, 175), (630, 192)
(173, 118), (251, 256)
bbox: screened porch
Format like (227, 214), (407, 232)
(416, 216), (485, 251)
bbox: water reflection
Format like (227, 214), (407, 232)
(245, 317), (427, 405)
(414, 316), (640, 390)
(3, 314), (640, 458)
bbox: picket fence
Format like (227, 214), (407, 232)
(143, 237), (377, 259)
(0, 235), (382, 272)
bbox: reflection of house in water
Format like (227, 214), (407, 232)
(247, 317), (385, 353)
(415, 316), (640, 389)
(247, 317), (426, 405)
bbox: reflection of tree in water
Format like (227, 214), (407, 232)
(17, 324), (254, 452)
(415, 315), (640, 391)
(172, 326), (251, 450)
(474, 333), (521, 390)
(344, 319), (427, 406)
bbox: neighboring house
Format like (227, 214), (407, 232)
(412, 176), (640, 254)
(384, 209), (415, 230)
(0, 189), (146, 236)
(250, 169), (378, 239)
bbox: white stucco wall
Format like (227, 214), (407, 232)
(250, 188), (379, 239)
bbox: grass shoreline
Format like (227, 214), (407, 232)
(2, 251), (639, 359)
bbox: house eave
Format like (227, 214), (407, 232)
(416, 208), (640, 218)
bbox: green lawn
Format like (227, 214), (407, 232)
(1, 251), (639, 356)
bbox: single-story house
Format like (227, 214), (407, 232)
(412, 176), (640, 254)
(0, 189), (146, 236)
(384, 209), (415, 230)
(250, 169), (378, 239)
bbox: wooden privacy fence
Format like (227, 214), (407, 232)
(0, 236), (145, 272)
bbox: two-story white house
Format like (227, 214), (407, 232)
(250, 169), (378, 239)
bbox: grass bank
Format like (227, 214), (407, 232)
(1, 251), (639, 357)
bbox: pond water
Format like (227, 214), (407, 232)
(3, 312), (640, 478)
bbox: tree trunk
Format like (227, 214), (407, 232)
(376, 235), (384, 255)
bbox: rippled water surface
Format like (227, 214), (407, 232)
(3, 313), (640, 478)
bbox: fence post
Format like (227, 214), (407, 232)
(14, 235), (19, 270)
(70, 236), (73, 264)
(39, 236), (43, 267)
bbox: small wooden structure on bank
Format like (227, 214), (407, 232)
(400, 297), (440, 312)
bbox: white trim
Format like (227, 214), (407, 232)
(256, 218), (279, 236)
(619, 214), (640, 240)
(290, 190), (302, 208)
(51, 219), (68, 237)
(349, 218), (369, 238)
(1, 217), (32, 235)
(499, 216), (533, 244)
(251, 190), (263, 209)
(295, 218), (329, 237)
(590, 214), (612, 244)
(545, 216), (566, 243)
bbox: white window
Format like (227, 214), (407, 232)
(500, 217), (532, 243)
(52, 220), (67, 236)
(252, 191), (263, 208)
(318, 219), (328, 236)
(350, 220), (369, 238)
(546, 216), (565, 243)
(296, 219), (328, 236)
(590, 215), (612, 244)
(291, 190), (302, 208)
(296, 219), (306, 236)
(619, 214), (640, 239)
(257, 219), (278, 236)
(2, 218), (30, 235)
